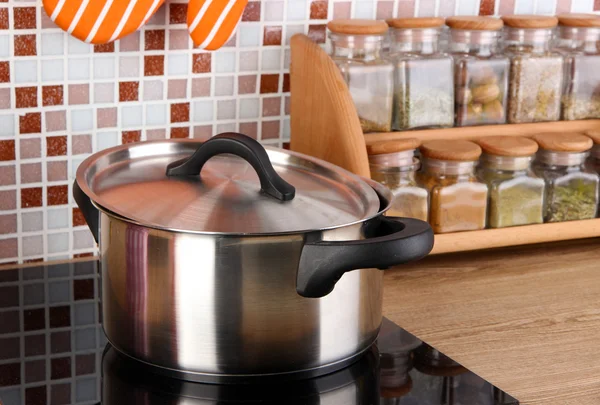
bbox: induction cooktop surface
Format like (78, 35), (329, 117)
(0, 261), (518, 405)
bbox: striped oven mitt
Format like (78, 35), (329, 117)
(42, 0), (248, 51)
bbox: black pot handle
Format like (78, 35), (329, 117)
(296, 217), (434, 298)
(73, 180), (100, 244)
(166, 132), (295, 201)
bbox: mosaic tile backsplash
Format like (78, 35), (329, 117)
(0, 0), (598, 264)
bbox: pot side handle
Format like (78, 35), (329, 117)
(166, 132), (295, 202)
(296, 217), (434, 298)
(73, 180), (100, 244)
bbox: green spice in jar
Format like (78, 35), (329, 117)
(476, 136), (545, 228)
(531, 133), (600, 223)
(368, 139), (428, 221)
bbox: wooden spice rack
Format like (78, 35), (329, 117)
(289, 34), (600, 255)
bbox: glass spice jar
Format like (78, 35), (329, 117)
(447, 16), (510, 127)
(418, 140), (488, 233)
(555, 14), (600, 121)
(502, 15), (564, 123)
(328, 19), (394, 133)
(368, 138), (428, 221)
(532, 133), (600, 222)
(585, 130), (600, 174)
(386, 17), (454, 130)
(476, 136), (545, 228)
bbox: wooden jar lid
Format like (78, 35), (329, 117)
(585, 130), (600, 144)
(367, 138), (421, 155)
(477, 136), (538, 157)
(446, 16), (503, 31)
(531, 133), (593, 153)
(558, 13), (600, 27)
(327, 19), (389, 35)
(420, 140), (482, 161)
(386, 17), (445, 29)
(501, 15), (558, 29)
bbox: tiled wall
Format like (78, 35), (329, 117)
(0, 0), (597, 264)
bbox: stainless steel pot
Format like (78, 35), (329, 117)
(74, 133), (433, 380)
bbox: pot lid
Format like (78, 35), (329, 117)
(76, 133), (381, 235)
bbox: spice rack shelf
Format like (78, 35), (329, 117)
(289, 34), (600, 255)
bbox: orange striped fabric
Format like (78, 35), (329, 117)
(42, 0), (247, 51)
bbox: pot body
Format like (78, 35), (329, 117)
(100, 211), (383, 377)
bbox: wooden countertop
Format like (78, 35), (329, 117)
(383, 238), (600, 405)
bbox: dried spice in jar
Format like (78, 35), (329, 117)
(476, 136), (545, 228)
(447, 16), (509, 126)
(418, 140), (488, 233)
(368, 138), (428, 221)
(555, 14), (600, 120)
(502, 15), (564, 124)
(532, 133), (600, 222)
(328, 19), (394, 133)
(585, 130), (600, 174)
(387, 18), (454, 130)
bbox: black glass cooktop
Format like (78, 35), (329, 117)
(0, 261), (518, 405)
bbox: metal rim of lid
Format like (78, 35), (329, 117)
(76, 139), (385, 236)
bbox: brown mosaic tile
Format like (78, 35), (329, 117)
(0, 189), (16, 210)
(21, 187), (42, 208)
(171, 103), (190, 123)
(144, 55), (164, 76)
(15, 86), (38, 108)
(239, 122), (258, 139)
(46, 136), (67, 157)
(310, 1), (328, 19)
(14, 34), (36, 56)
(0, 140), (15, 161)
(72, 135), (92, 155)
(94, 43), (114, 53)
(76, 353), (95, 375)
(0, 363), (20, 386)
(171, 127), (189, 139)
(49, 305), (70, 328)
(0, 8), (7, 30)
(0, 167), (15, 186)
(24, 258), (43, 263)
(73, 208), (85, 226)
(68, 84), (89, 105)
(51, 383), (71, 405)
(25, 359), (45, 383)
(238, 75), (257, 94)
(42, 85), (64, 106)
(51, 357), (71, 380)
(119, 81), (139, 102)
(308, 24), (326, 44)
(242, 1), (261, 21)
(262, 120), (280, 139)
(26, 385), (46, 405)
(0, 337), (20, 360)
(192, 53), (211, 73)
(0, 61), (9, 82)
(74, 252), (94, 258)
(260, 74), (279, 93)
(21, 163), (41, 183)
(0, 285), (18, 308)
(283, 73), (290, 92)
(122, 130), (141, 144)
(50, 331), (71, 353)
(19, 113), (41, 134)
(47, 161), (67, 182)
(25, 335), (46, 357)
(283, 142), (290, 150)
(479, 0), (495, 15)
(263, 97), (281, 117)
(14, 7), (36, 29)
(74, 278), (94, 300)
(0, 269), (18, 282)
(24, 308), (45, 331)
(145, 29), (165, 50)
(0, 214), (17, 235)
(263, 26), (282, 46)
(169, 3), (187, 24)
(48, 185), (68, 205)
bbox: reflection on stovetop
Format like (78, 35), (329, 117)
(0, 261), (519, 405)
